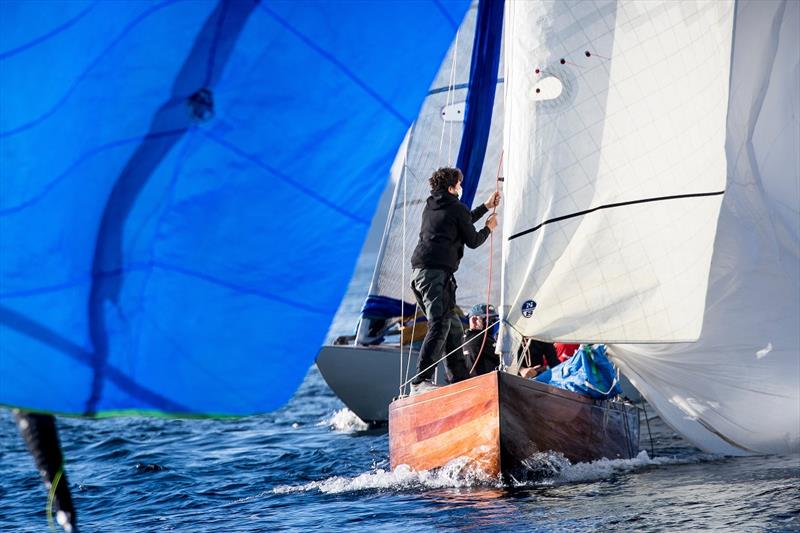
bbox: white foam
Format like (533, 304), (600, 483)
(272, 451), (701, 495)
(756, 343), (772, 359)
(273, 457), (500, 495)
(525, 450), (692, 485)
(318, 408), (369, 433)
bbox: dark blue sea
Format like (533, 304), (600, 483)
(3, 254), (799, 532)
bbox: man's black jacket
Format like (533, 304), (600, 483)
(410, 189), (490, 273)
(463, 329), (499, 376)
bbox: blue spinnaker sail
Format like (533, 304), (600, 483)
(0, 0), (469, 416)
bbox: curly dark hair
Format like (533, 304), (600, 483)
(429, 167), (463, 191)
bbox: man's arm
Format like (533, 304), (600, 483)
(470, 203), (488, 223)
(469, 191), (501, 222)
(458, 207), (491, 249)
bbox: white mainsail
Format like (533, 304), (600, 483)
(366, 2), (505, 316)
(501, 0), (799, 455)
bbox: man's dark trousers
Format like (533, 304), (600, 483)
(410, 268), (470, 385)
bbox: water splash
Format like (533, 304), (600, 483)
(273, 451), (701, 495)
(318, 408), (369, 433)
(273, 457), (501, 494)
(756, 343), (772, 359)
(516, 450), (693, 485)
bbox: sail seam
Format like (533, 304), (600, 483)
(507, 190), (726, 241)
(256, 3), (410, 127)
(0, 0), (100, 60)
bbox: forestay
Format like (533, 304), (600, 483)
(0, 0), (469, 416)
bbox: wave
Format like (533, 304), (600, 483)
(513, 450), (698, 485)
(273, 456), (500, 495)
(273, 450), (707, 495)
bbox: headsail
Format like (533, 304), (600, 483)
(611, 0), (800, 455)
(501, 0), (734, 344)
(500, 0), (799, 455)
(0, 0), (470, 416)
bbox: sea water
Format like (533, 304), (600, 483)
(2, 253), (798, 531)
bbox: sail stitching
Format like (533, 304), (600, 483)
(507, 190), (725, 241)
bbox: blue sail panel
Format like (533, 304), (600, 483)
(0, 0), (470, 416)
(456, 0), (504, 208)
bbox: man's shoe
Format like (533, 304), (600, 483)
(410, 380), (441, 396)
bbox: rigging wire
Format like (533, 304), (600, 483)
(448, 29), (459, 164)
(400, 157), (408, 388)
(438, 29), (460, 166)
(398, 303), (420, 397)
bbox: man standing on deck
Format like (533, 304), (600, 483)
(409, 167), (500, 395)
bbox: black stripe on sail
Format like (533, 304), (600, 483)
(508, 190), (725, 241)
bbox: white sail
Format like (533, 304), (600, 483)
(501, 0), (734, 343)
(611, 0), (800, 455)
(366, 2), (505, 315)
(501, 0), (799, 455)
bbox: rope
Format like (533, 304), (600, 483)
(582, 369), (622, 397)
(521, 337), (532, 367)
(469, 150), (504, 375)
(400, 318), (500, 391)
(401, 303), (420, 394)
(46, 466), (64, 533)
(641, 401), (656, 458)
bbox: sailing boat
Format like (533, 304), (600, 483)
(389, 0), (800, 476)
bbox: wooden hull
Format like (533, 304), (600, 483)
(389, 371), (639, 478)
